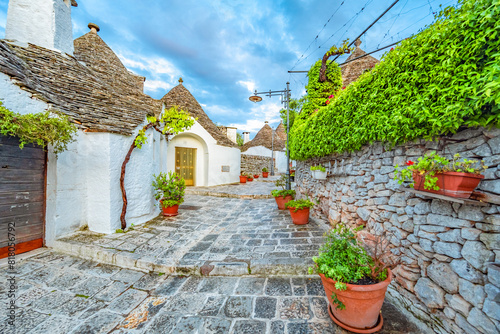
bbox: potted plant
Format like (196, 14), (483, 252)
(262, 167), (269, 178)
(239, 173), (247, 183)
(395, 152), (487, 198)
(310, 165), (327, 180)
(285, 198), (314, 224)
(310, 224), (397, 333)
(247, 174), (254, 182)
(152, 171), (186, 216)
(254, 174), (260, 179)
(290, 172), (295, 182)
(271, 175), (295, 209)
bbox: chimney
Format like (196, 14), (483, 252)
(243, 132), (250, 144)
(5, 0), (77, 55)
(225, 127), (237, 144)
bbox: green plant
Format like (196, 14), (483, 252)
(309, 224), (387, 310)
(236, 132), (244, 146)
(310, 165), (326, 172)
(115, 228), (124, 233)
(0, 102), (77, 155)
(271, 189), (296, 198)
(285, 198), (314, 212)
(152, 171), (186, 208)
(289, 0), (500, 161)
(394, 151), (488, 190)
(262, 167), (269, 173)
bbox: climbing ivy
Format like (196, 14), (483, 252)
(0, 101), (77, 154)
(290, 0), (500, 161)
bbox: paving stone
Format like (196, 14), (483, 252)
(306, 277), (325, 296)
(94, 281), (130, 302)
(31, 291), (74, 312)
(111, 269), (145, 284)
(199, 295), (226, 316)
(71, 310), (124, 334)
(235, 277), (266, 295)
(198, 277), (238, 294)
(142, 312), (178, 334)
(179, 277), (203, 293)
(270, 320), (286, 334)
(29, 315), (80, 334)
(171, 316), (203, 333)
(70, 276), (111, 297)
(231, 319), (266, 334)
(133, 273), (166, 291)
(48, 270), (89, 290)
(54, 295), (98, 317)
(286, 321), (310, 334)
(310, 297), (329, 319)
(224, 296), (253, 318)
(78, 300), (108, 319)
(279, 297), (312, 320)
(153, 276), (188, 296)
(265, 278), (292, 296)
(167, 293), (206, 314)
(16, 287), (50, 307)
(107, 288), (148, 315)
(202, 317), (232, 334)
(254, 296), (277, 319)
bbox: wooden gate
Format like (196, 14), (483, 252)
(175, 147), (196, 186)
(0, 135), (46, 258)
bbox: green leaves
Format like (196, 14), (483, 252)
(289, 0), (500, 161)
(284, 198), (314, 211)
(0, 102), (77, 155)
(152, 171), (186, 207)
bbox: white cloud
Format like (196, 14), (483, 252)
(144, 79), (172, 93)
(117, 52), (180, 81)
(237, 80), (256, 93)
(227, 100), (283, 134)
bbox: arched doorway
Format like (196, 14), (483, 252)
(167, 133), (208, 186)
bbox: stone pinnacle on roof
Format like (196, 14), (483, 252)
(88, 23), (100, 33)
(354, 38), (361, 48)
(179, 77), (183, 84)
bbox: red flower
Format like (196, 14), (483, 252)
(342, 86), (346, 90)
(325, 100), (330, 105)
(390, 48), (394, 51)
(406, 161), (414, 166)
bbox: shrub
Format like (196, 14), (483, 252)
(152, 171), (186, 208)
(285, 198), (314, 212)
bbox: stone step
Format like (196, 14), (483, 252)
(52, 240), (313, 277)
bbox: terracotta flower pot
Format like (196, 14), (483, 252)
(161, 204), (179, 216)
(274, 195), (293, 210)
(319, 269), (392, 333)
(248, 178), (253, 182)
(239, 175), (247, 183)
(254, 174), (259, 178)
(262, 172), (269, 178)
(288, 207), (309, 224)
(413, 171), (484, 198)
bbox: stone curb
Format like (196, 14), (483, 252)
(185, 190), (273, 199)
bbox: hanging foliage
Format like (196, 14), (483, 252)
(120, 105), (195, 229)
(0, 101), (77, 154)
(290, 0), (500, 161)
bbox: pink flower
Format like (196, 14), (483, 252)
(328, 95), (334, 98)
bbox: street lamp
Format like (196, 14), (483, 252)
(248, 82), (291, 190)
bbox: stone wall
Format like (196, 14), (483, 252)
(241, 154), (272, 175)
(295, 127), (500, 334)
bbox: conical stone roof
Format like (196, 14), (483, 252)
(340, 39), (379, 87)
(161, 83), (236, 147)
(241, 123), (286, 152)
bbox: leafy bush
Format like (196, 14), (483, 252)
(0, 102), (77, 154)
(271, 189), (296, 198)
(310, 165), (326, 172)
(152, 171), (186, 208)
(290, 0), (500, 161)
(262, 167), (268, 173)
(309, 224), (387, 309)
(285, 198), (314, 211)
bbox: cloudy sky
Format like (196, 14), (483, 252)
(0, 0), (457, 137)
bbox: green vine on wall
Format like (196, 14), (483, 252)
(0, 101), (77, 154)
(289, 0), (500, 161)
(120, 105), (195, 229)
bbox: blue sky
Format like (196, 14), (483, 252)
(0, 0), (457, 137)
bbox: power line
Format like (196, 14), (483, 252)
(376, 0), (408, 49)
(331, 0), (401, 62)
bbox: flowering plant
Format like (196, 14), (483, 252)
(310, 165), (327, 172)
(394, 152), (487, 190)
(152, 171), (186, 208)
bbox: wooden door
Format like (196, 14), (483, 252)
(0, 135), (46, 258)
(175, 147), (196, 186)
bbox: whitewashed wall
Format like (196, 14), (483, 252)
(242, 145), (288, 173)
(0, 73), (165, 243)
(167, 121), (240, 186)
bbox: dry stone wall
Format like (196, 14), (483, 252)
(295, 126), (500, 334)
(241, 154), (272, 175)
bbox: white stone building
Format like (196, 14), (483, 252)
(0, 0), (240, 256)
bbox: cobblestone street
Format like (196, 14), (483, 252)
(1, 181), (422, 333)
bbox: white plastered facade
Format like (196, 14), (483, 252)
(166, 121), (241, 186)
(0, 73), (167, 244)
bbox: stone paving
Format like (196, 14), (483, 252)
(53, 193), (327, 276)
(0, 251), (421, 334)
(185, 177), (283, 199)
